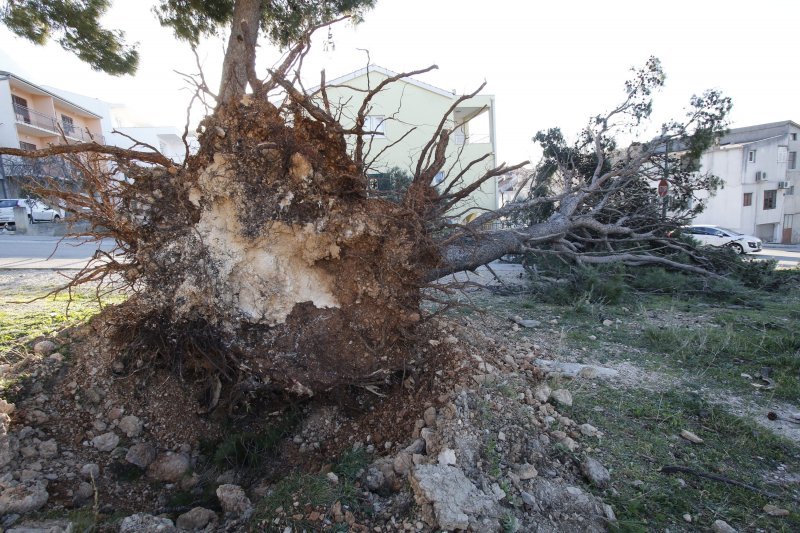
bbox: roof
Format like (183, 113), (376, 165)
(311, 64), (458, 99)
(0, 70), (102, 119)
(718, 120), (800, 146)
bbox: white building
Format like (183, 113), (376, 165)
(693, 121), (800, 243)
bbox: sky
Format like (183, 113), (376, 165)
(1, 0), (798, 166)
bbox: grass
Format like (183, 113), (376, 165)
(252, 447), (371, 531)
(567, 385), (800, 532)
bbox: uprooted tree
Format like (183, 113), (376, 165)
(0, 1), (731, 405)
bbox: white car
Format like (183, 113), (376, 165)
(0, 198), (62, 228)
(683, 225), (762, 254)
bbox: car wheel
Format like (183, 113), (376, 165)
(729, 243), (744, 254)
(53, 214), (61, 223)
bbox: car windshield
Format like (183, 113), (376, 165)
(719, 227), (742, 236)
(0, 200), (19, 208)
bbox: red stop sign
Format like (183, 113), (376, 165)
(657, 179), (669, 197)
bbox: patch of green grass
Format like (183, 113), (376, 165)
(484, 436), (502, 478)
(567, 385), (800, 532)
(213, 411), (300, 470)
(252, 448), (370, 531)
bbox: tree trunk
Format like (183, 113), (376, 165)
(218, 0), (262, 105)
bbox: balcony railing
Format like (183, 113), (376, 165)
(0, 154), (80, 181)
(13, 103), (104, 143)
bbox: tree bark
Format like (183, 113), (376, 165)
(218, 0), (262, 105)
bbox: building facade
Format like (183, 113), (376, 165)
(692, 121), (800, 243)
(314, 65), (498, 220)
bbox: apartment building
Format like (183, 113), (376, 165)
(0, 70), (104, 197)
(692, 121), (800, 243)
(313, 65), (498, 220)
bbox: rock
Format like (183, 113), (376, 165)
(147, 452), (191, 482)
(579, 423), (598, 437)
(393, 452), (413, 476)
(712, 519), (737, 533)
(679, 430), (703, 444)
(581, 457), (610, 488)
(520, 491), (536, 507)
(683, 513), (692, 522)
(0, 482), (49, 514)
(578, 366), (598, 379)
(404, 439), (425, 455)
(438, 448), (457, 466)
(126, 443), (156, 469)
(80, 463), (100, 481)
(603, 503), (616, 521)
(560, 437), (577, 451)
(91, 432), (119, 452)
(410, 465), (499, 531)
(532, 384), (551, 403)
(33, 340), (57, 356)
(176, 507), (217, 530)
(326, 472), (339, 484)
(73, 481), (94, 506)
(423, 407), (437, 428)
(119, 513), (176, 532)
(216, 484), (252, 515)
(0, 399), (15, 415)
(511, 316), (541, 328)
(602, 319), (614, 327)
(38, 440), (57, 459)
(763, 504), (789, 517)
(550, 389), (573, 407)
(443, 335), (458, 344)
(118, 415), (143, 438)
(364, 465), (386, 492)
(513, 463), (538, 480)
(535, 360), (619, 380)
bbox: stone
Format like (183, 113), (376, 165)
(511, 316), (541, 328)
(763, 504), (789, 517)
(176, 507), (217, 530)
(410, 465), (499, 531)
(147, 452), (191, 482)
(118, 415), (143, 438)
(532, 384), (551, 403)
(550, 389), (573, 407)
(602, 319), (614, 327)
(560, 437), (577, 451)
(404, 439), (425, 455)
(581, 457), (610, 488)
(393, 452), (413, 476)
(579, 423), (598, 437)
(578, 366), (598, 379)
(216, 484), (252, 515)
(711, 519), (737, 533)
(520, 491), (536, 507)
(683, 513), (692, 523)
(423, 407), (437, 428)
(80, 463), (100, 481)
(513, 463), (538, 480)
(126, 443), (157, 469)
(0, 482), (49, 514)
(119, 513), (176, 532)
(73, 482), (94, 506)
(326, 472), (339, 484)
(0, 399), (15, 415)
(679, 430), (704, 444)
(438, 448), (457, 466)
(490, 483), (506, 500)
(535, 360), (620, 380)
(91, 432), (119, 452)
(603, 503), (616, 521)
(37, 440), (58, 459)
(33, 340), (57, 356)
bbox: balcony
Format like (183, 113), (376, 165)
(13, 103), (104, 144)
(1, 154), (80, 181)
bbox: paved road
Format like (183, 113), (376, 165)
(1, 234), (798, 270)
(0, 234), (116, 269)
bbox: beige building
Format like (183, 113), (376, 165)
(314, 65), (498, 220)
(0, 71), (104, 197)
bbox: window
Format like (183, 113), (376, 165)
(19, 141), (36, 151)
(748, 150), (757, 163)
(61, 114), (75, 134)
(763, 190), (777, 210)
(364, 115), (385, 136)
(11, 95), (30, 123)
(790, 151), (797, 170)
(743, 192), (753, 206)
(433, 171), (445, 186)
(792, 133), (798, 141)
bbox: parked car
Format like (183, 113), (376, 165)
(0, 198), (63, 228)
(681, 225), (762, 254)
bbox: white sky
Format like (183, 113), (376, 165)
(1, 0), (798, 166)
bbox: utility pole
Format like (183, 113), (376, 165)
(0, 155), (8, 198)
